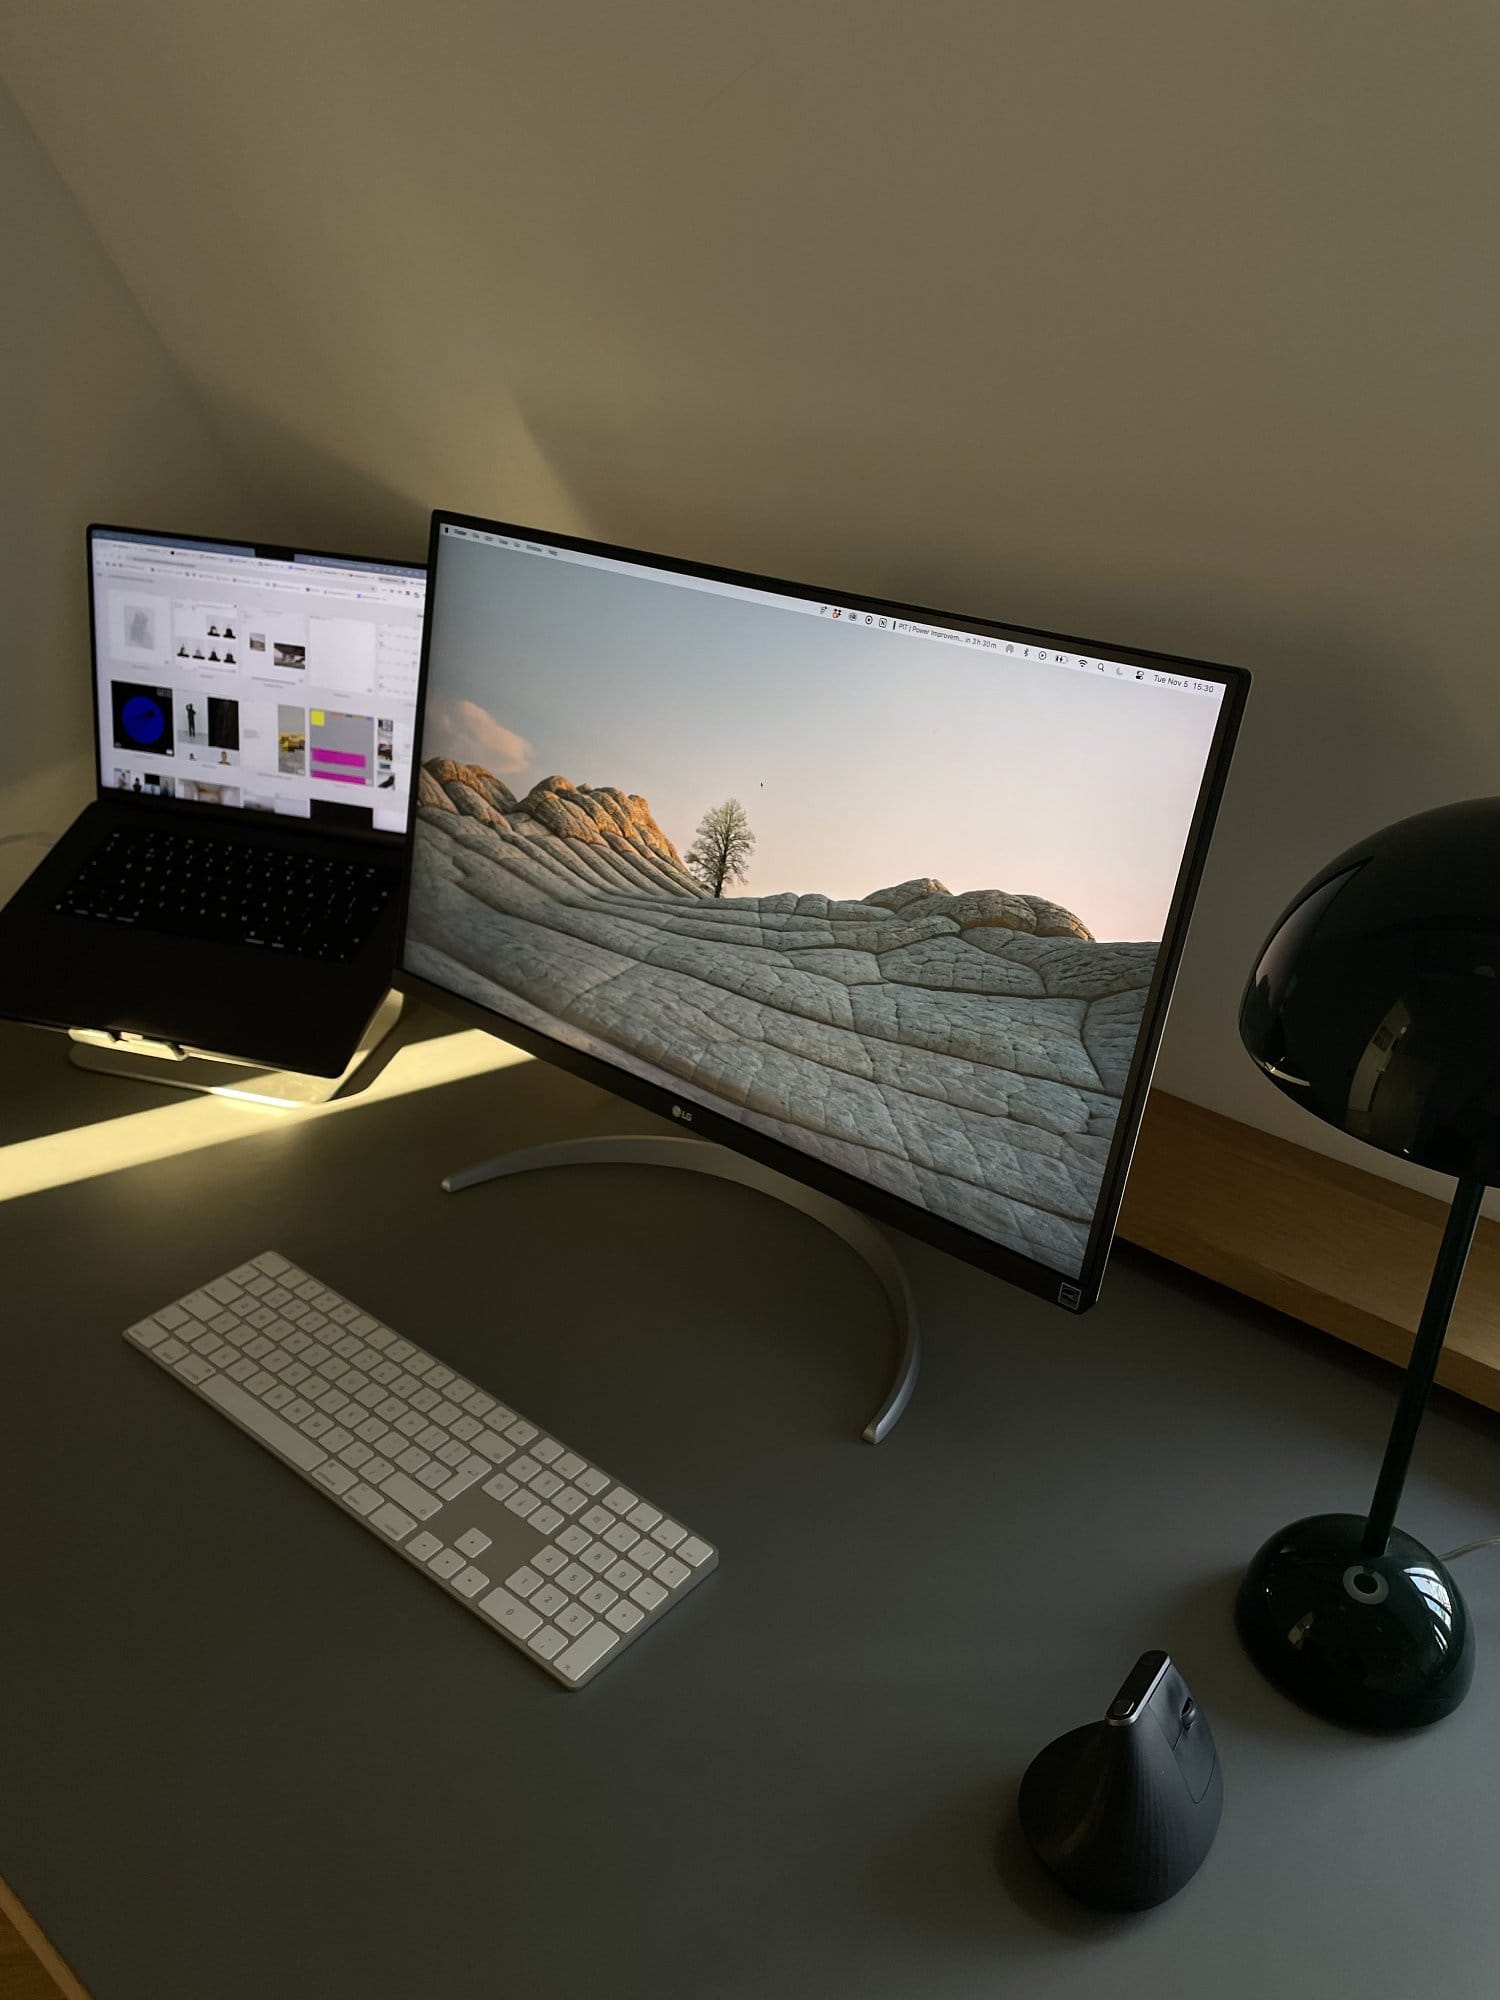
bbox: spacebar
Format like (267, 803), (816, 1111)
(202, 1375), (328, 1471)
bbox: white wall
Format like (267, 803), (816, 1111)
(0, 78), (251, 904)
(3, 4), (1497, 1204)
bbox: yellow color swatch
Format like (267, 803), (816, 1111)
(311, 709), (325, 725)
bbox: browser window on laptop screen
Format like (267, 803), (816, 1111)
(90, 530), (426, 832)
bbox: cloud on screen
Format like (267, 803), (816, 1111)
(424, 697), (532, 775)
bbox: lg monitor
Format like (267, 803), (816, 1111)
(399, 512), (1246, 1346)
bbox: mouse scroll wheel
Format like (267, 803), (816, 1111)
(1180, 1698), (1198, 1729)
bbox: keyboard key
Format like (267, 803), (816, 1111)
(380, 1471), (441, 1521)
(626, 1502), (662, 1532)
(576, 1467), (609, 1496)
(396, 1445), (430, 1475)
(558, 1564), (592, 1595)
(633, 1539), (665, 1571)
(531, 1437), (562, 1463)
(428, 1548), (465, 1579)
(475, 1430), (514, 1464)
(603, 1522), (639, 1553)
(530, 1469), (563, 1500)
(654, 1519), (685, 1549)
(657, 1558), (690, 1590)
(482, 1472), (517, 1503)
(533, 1546), (567, 1577)
(554, 1624), (620, 1684)
(582, 1543), (614, 1574)
(556, 1524), (592, 1557)
(346, 1483), (382, 1516)
(605, 1561), (641, 1592)
(174, 1354), (214, 1384)
(418, 1463), (450, 1491)
(407, 1530), (443, 1563)
(463, 1390), (495, 1418)
(315, 1462), (357, 1496)
(506, 1567), (542, 1598)
(453, 1566), (490, 1599)
(439, 1465), (487, 1501)
(530, 1506), (564, 1537)
(553, 1486), (585, 1516)
(372, 1503), (415, 1541)
(607, 1600), (645, 1633)
(477, 1587), (540, 1641)
(510, 1455), (541, 1484)
(605, 1487), (637, 1515)
(631, 1578), (667, 1611)
(529, 1626), (567, 1660)
(582, 1581), (618, 1614)
(505, 1490), (540, 1519)
(580, 1506), (614, 1537)
(506, 1420), (538, 1447)
(455, 1527), (492, 1559)
(555, 1451), (586, 1481)
(154, 1337), (189, 1364)
(556, 1601), (593, 1637)
(531, 1584), (568, 1619)
(677, 1536), (713, 1568)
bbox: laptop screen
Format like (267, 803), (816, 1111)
(89, 527), (427, 833)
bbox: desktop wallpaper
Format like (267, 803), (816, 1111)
(404, 539), (1225, 1278)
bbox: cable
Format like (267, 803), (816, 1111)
(1438, 1535), (1500, 1563)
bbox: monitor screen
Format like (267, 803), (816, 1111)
(402, 516), (1245, 1305)
(89, 527), (427, 831)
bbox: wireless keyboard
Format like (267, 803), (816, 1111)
(123, 1253), (717, 1688)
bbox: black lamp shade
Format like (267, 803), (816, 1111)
(1240, 798), (1500, 1185)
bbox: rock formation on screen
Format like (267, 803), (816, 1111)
(407, 763), (1157, 1275)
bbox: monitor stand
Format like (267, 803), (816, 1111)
(66, 989), (403, 1108)
(442, 1134), (920, 1444)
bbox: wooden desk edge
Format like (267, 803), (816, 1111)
(0, 1877), (92, 2000)
(1118, 1091), (1500, 1416)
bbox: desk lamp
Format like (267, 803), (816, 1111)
(1236, 798), (1500, 1728)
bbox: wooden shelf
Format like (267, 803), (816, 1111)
(1117, 1092), (1500, 1413)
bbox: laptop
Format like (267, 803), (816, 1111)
(0, 524), (427, 1076)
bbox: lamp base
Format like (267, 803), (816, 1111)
(1236, 1513), (1474, 1729)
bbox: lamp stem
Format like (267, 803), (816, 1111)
(1362, 1176), (1485, 1560)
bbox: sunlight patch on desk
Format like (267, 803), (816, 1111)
(0, 1030), (531, 1205)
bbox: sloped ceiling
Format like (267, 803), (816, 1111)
(5, 2), (1499, 1174)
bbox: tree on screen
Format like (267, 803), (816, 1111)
(687, 798), (756, 898)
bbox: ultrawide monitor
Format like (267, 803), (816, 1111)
(400, 514), (1247, 1309)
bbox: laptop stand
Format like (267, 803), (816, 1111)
(66, 989), (403, 1107)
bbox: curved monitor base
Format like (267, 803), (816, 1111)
(442, 1133), (920, 1443)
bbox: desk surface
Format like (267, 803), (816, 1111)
(4, 1007), (1500, 2000)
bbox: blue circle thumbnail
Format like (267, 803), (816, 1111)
(122, 694), (166, 745)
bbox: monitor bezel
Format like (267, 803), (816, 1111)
(86, 521), (426, 845)
(397, 508), (1249, 1313)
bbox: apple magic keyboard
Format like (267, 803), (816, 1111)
(124, 1252), (717, 1688)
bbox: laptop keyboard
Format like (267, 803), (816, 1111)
(55, 826), (398, 961)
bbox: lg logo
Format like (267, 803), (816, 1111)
(671, 1104), (694, 1124)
